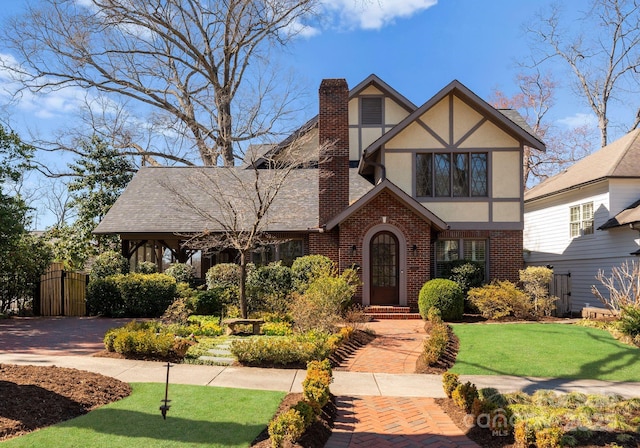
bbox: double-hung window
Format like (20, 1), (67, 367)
(569, 202), (594, 238)
(416, 152), (487, 197)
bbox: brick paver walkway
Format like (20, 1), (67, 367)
(329, 319), (479, 448)
(325, 396), (479, 448)
(339, 320), (426, 373)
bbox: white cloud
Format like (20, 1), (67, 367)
(557, 112), (598, 129)
(321, 0), (437, 30)
(0, 52), (90, 120)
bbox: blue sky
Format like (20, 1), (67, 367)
(0, 0), (603, 228)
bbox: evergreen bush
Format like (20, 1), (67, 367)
(418, 279), (464, 321)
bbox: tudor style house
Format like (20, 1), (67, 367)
(95, 75), (545, 310)
(524, 129), (640, 312)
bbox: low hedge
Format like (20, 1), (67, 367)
(268, 359), (333, 448)
(87, 273), (177, 318)
(104, 320), (195, 359)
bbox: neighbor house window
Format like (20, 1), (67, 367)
(570, 202), (594, 238)
(416, 152), (487, 197)
(361, 97), (383, 125)
(434, 239), (486, 279)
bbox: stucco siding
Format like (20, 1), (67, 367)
(361, 128), (383, 151)
(420, 97), (449, 141)
(348, 98), (358, 125)
(452, 96), (483, 143)
(492, 151), (521, 198)
(386, 122), (445, 149)
(385, 97), (409, 125)
(493, 202), (521, 222)
(349, 128), (360, 161)
(385, 152), (413, 193)
(460, 120), (519, 148)
(423, 202), (489, 222)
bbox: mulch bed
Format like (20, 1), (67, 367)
(0, 364), (131, 441)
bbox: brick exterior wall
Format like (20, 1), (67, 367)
(318, 79), (349, 226)
(487, 230), (523, 283)
(338, 190), (433, 310)
(438, 229), (523, 283)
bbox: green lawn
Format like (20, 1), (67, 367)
(450, 323), (640, 382)
(2, 383), (285, 448)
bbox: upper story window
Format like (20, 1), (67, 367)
(361, 97), (383, 125)
(570, 202), (594, 238)
(416, 152), (488, 198)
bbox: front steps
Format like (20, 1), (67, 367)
(364, 305), (422, 320)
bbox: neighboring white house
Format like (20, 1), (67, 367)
(524, 129), (640, 312)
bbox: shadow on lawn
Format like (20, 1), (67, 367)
(64, 408), (264, 444)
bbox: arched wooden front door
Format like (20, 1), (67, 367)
(370, 231), (400, 305)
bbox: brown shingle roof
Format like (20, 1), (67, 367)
(525, 129), (640, 202)
(599, 198), (640, 229)
(94, 167), (373, 234)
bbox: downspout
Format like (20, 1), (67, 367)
(364, 153), (386, 183)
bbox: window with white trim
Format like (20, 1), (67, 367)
(569, 202), (594, 238)
(434, 239), (486, 279)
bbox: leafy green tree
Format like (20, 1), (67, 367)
(0, 125), (52, 313)
(47, 137), (134, 269)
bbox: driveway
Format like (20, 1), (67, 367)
(0, 316), (136, 356)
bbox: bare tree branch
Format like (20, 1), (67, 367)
(1, 0), (318, 167)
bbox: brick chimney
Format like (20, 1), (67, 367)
(318, 79), (349, 226)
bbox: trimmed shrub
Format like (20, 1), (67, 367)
(88, 273), (177, 318)
(452, 382), (478, 413)
(86, 276), (124, 317)
(514, 419), (536, 448)
(90, 250), (129, 279)
(421, 320), (449, 366)
(427, 306), (442, 323)
(164, 262), (195, 284)
(468, 280), (530, 320)
(418, 279), (464, 321)
(450, 261), (485, 293)
(291, 255), (334, 293)
(193, 287), (226, 316)
(116, 273), (177, 317)
(535, 426), (564, 448)
(293, 400), (316, 427)
(442, 372), (460, 398)
(246, 262), (293, 314)
(268, 409), (305, 448)
(261, 321), (294, 336)
(230, 331), (334, 366)
(303, 359), (333, 411)
(135, 261), (157, 274)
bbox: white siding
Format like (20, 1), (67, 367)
(524, 179), (640, 311)
(609, 178), (640, 214)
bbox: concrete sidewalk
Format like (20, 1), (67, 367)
(1, 352), (638, 398)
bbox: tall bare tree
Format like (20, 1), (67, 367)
(491, 71), (596, 187)
(1, 0), (317, 167)
(164, 134), (321, 318)
(526, 0), (640, 147)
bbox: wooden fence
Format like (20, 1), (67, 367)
(39, 263), (88, 316)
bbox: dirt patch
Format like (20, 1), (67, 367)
(0, 364), (131, 441)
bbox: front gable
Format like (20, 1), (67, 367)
(359, 80), (545, 231)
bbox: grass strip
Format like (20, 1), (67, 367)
(3, 383), (285, 448)
(450, 323), (640, 381)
